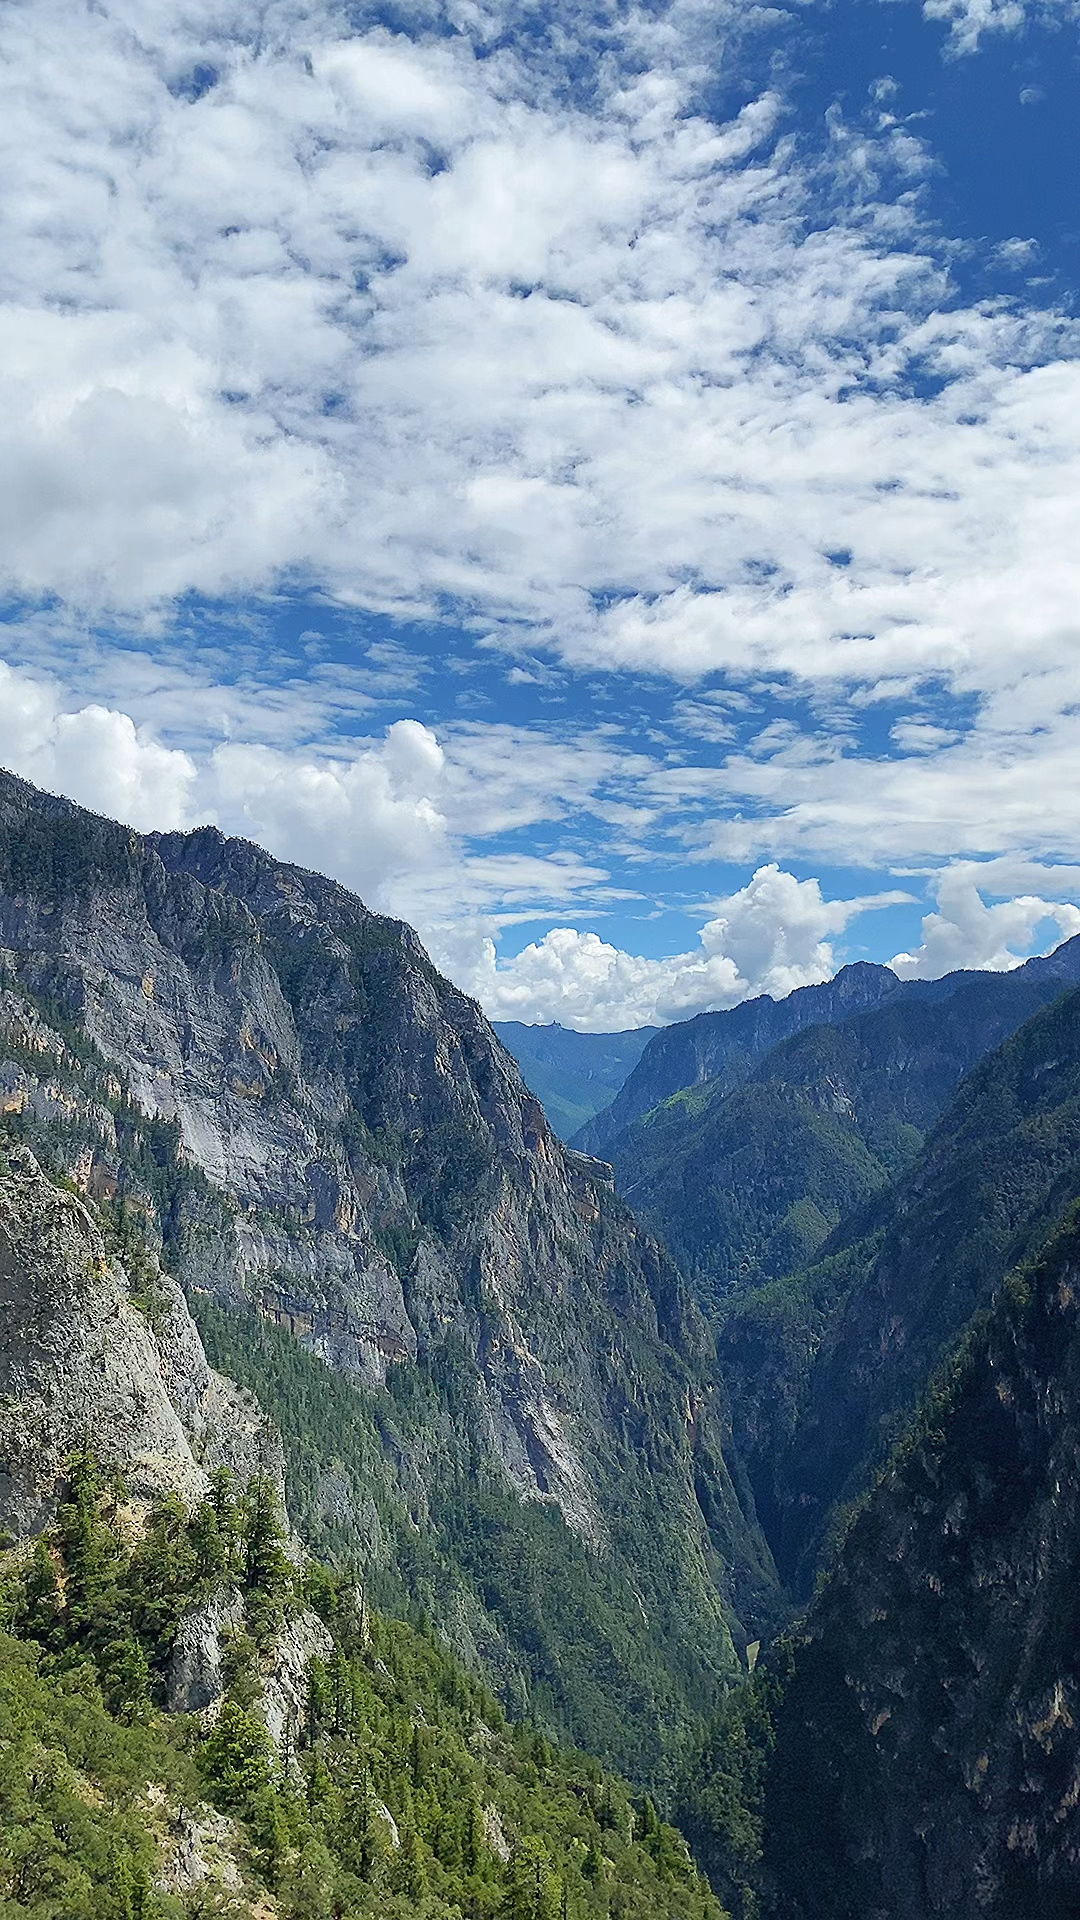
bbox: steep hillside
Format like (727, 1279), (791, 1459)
(609, 961), (1080, 1315)
(575, 964), (902, 1155)
(581, 942), (1080, 1165)
(0, 1144), (724, 1920)
(760, 1211), (1080, 1919)
(719, 984), (1080, 1591)
(0, 769), (778, 1781)
(493, 1020), (656, 1140)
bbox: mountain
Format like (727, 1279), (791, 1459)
(603, 954), (1080, 1317)
(575, 963), (904, 1155)
(579, 944), (1080, 1164)
(492, 1020), (657, 1140)
(759, 1207), (1080, 1919)
(0, 767), (779, 1783)
(0, 1140), (724, 1920)
(718, 981), (1080, 1592)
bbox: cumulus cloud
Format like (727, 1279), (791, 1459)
(891, 866), (1080, 977)
(208, 721), (452, 908)
(451, 867), (912, 1030)
(0, 661), (196, 830)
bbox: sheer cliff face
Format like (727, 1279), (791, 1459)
(0, 771), (779, 1763)
(764, 1221), (1080, 1920)
(0, 1145), (277, 1537)
(0, 779), (672, 1520)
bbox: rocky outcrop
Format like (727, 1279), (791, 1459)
(0, 1144), (278, 1539)
(157, 1806), (247, 1901)
(167, 1584), (247, 1714)
(260, 1607), (335, 1750)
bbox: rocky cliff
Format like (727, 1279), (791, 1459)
(761, 1211), (1080, 1919)
(721, 983), (1080, 1592)
(0, 1142), (277, 1539)
(0, 768), (778, 1779)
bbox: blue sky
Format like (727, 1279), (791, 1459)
(3, 0), (1080, 1027)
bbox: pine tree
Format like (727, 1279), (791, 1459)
(190, 1497), (227, 1584)
(55, 1447), (117, 1645)
(17, 1538), (63, 1650)
(102, 1635), (152, 1724)
(241, 1476), (292, 1642)
(198, 1698), (275, 1808)
(393, 1825), (427, 1902)
(462, 1790), (486, 1877)
(503, 1837), (561, 1920)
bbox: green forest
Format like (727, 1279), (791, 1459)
(0, 1448), (724, 1920)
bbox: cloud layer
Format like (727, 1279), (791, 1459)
(6, 653), (1079, 1028)
(5, 0), (1080, 1026)
(3, 0), (1077, 708)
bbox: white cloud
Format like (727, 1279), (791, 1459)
(921, 0), (1078, 55)
(4, 0), (1080, 1022)
(0, 655), (623, 935)
(207, 721), (452, 907)
(890, 865), (1080, 977)
(451, 866), (911, 1029)
(6, 652), (1080, 1027)
(1, 0), (1077, 746)
(0, 660), (196, 829)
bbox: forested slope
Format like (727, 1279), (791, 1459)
(586, 951), (1080, 1320)
(0, 1140), (722, 1920)
(758, 1208), (1080, 1918)
(719, 984), (1080, 1590)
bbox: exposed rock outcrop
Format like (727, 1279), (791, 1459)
(0, 1143), (278, 1539)
(167, 1584), (247, 1715)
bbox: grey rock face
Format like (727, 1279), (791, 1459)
(261, 1606), (335, 1750)
(167, 1584), (246, 1714)
(0, 770), (784, 1774)
(0, 1144), (278, 1538)
(157, 1807), (245, 1896)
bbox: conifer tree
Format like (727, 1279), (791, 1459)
(393, 1825), (427, 1903)
(17, 1538), (62, 1650)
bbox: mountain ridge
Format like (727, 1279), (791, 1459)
(0, 765), (778, 1781)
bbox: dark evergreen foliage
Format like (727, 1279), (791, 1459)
(0, 1455), (723, 1920)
